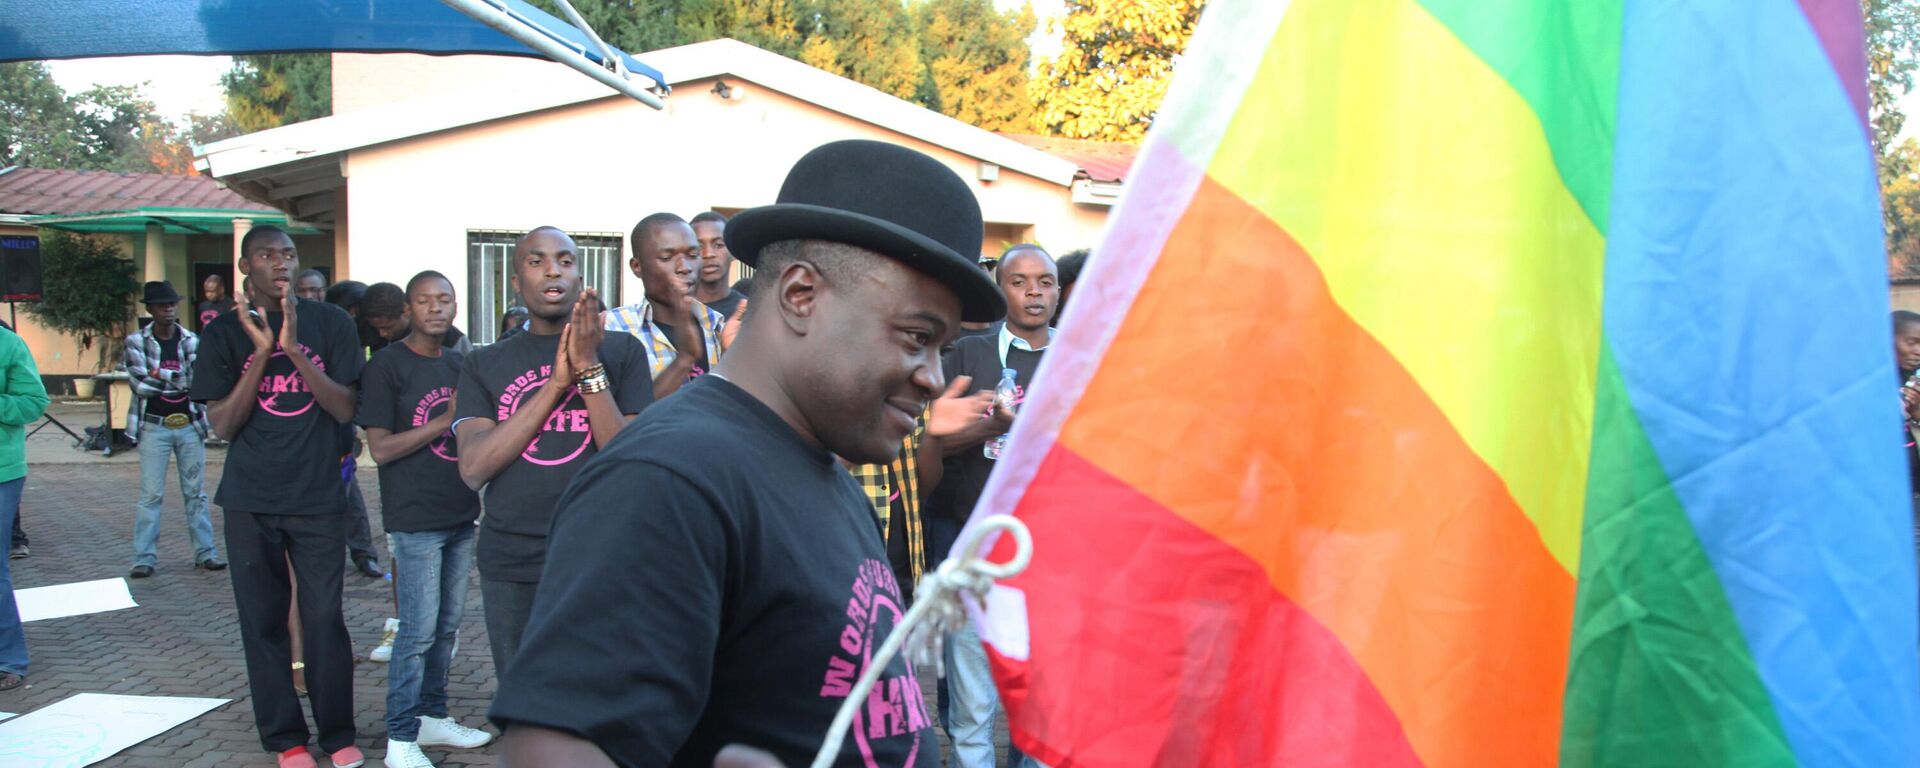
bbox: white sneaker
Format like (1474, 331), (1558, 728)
(416, 716), (493, 749)
(369, 618), (399, 663)
(382, 739), (435, 768)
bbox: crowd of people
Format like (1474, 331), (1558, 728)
(0, 139), (1088, 768)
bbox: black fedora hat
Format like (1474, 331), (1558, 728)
(726, 140), (1006, 322)
(141, 281), (183, 305)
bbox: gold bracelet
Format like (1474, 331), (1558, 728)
(577, 372), (612, 394)
(574, 363), (606, 384)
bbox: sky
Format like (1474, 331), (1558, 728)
(42, 0), (1067, 127)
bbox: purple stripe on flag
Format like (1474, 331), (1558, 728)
(1794, 0), (1870, 129)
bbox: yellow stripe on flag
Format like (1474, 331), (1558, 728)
(1209, 0), (1604, 573)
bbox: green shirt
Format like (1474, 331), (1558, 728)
(0, 327), (48, 483)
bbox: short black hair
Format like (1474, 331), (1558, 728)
(363, 282), (406, 320)
(514, 226), (572, 267)
(631, 212), (688, 250)
(295, 268), (326, 285)
(1895, 310), (1920, 334)
(239, 225), (291, 261)
(690, 211), (728, 226)
(325, 280), (367, 310)
(1056, 249), (1090, 286)
(995, 244), (1055, 283)
(406, 270), (455, 298)
(731, 275), (755, 295)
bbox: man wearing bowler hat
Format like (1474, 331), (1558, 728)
(124, 280), (224, 579)
(491, 140), (1007, 767)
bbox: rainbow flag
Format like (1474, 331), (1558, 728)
(967, 0), (1920, 765)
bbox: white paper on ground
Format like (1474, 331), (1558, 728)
(0, 693), (227, 767)
(14, 578), (137, 623)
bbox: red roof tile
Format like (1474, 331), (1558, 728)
(0, 167), (271, 216)
(1001, 133), (1138, 184)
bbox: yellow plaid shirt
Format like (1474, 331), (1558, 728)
(602, 297), (727, 379)
(849, 414), (928, 589)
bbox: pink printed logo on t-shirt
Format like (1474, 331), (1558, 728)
(819, 559), (927, 767)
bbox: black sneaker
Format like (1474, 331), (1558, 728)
(129, 565), (155, 578)
(8, 543), (25, 559)
(196, 557), (227, 572)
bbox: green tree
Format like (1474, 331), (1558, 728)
(222, 54), (331, 133)
(916, 0), (1036, 131)
(0, 62), (173, 172)
(798, 0), (925, 101)
(23, 230), (139, 372)
(1869, 0), (1920, 274)
(1029, 0), (1207, 142)
(1887, 139), (1920, 274)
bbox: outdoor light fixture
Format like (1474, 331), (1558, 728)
(979, 162), (1000, 183)
(711, 80), (742, 100)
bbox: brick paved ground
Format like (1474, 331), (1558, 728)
(0, 402), (994, 767)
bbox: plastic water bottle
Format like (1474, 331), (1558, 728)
(984, 368), (1018, 460)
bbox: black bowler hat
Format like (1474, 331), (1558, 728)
(726, 140), (1007, 322)
(141, 281), (183, 305)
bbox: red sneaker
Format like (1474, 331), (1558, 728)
(276, 747), (318, 768)
(328, 745), (366, 768)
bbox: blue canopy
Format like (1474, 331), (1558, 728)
(0, 0), (665, 103)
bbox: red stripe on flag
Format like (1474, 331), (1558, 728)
(985, 444), (1426, 768)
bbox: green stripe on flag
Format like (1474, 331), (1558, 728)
(1414, 0), (1621, 231)
(1563, 347), (1794, 767)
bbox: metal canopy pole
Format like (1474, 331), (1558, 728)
(438, 0), (668, 110)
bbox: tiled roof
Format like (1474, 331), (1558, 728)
(1000, 133), (1138, 184)
(0, 167), (271, 216)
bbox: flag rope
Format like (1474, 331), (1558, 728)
(811, 514), (1033, 768)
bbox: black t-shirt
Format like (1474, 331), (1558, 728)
(490, 378), (936, 767)
(651, 320), (711, 378)
(359, 343), (479, 533)
(926, 333), (1044, 524)
(701, 289), (747, 324)
(197, 298), (234, 331)
(190, 299), (361, 515)
(146, 334), (192, 418)
(454, 329), (653, 581)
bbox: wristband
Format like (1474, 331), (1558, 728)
(577, 371), (612, 394)
(574, 363), (606, 384)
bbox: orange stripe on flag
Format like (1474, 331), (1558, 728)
(1053, 176), (1576, 767)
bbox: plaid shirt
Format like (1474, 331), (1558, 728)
(602, 297), (727, 379)
(850, 414), (928, 590)
(123, 323), (207, 441)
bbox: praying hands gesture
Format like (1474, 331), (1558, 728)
(720, 298), (748, 352)
(569, 288), (604, 374)
(233, 289), (275, 356)
(277, 294), (300, 354)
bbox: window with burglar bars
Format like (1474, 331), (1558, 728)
(467, 230), (623, 345)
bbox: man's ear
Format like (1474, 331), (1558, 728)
(776, 261), (822, 335)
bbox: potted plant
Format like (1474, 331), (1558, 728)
(23, 230), (139, 397)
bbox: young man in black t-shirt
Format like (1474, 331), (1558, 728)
(492, 140), (1007, 768)
(926, 244), (1057, 768)
(692, 211), (749, 321)
(453, 226), (652, 681)
(359, 271), (493, 768)
(189, 225), (368, 768)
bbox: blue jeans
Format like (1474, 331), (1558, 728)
(132, 424), (218, 567)
(0, 477), (27, 676)
(946, 622), (1034, 768)
(385, 524), (475, 741)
